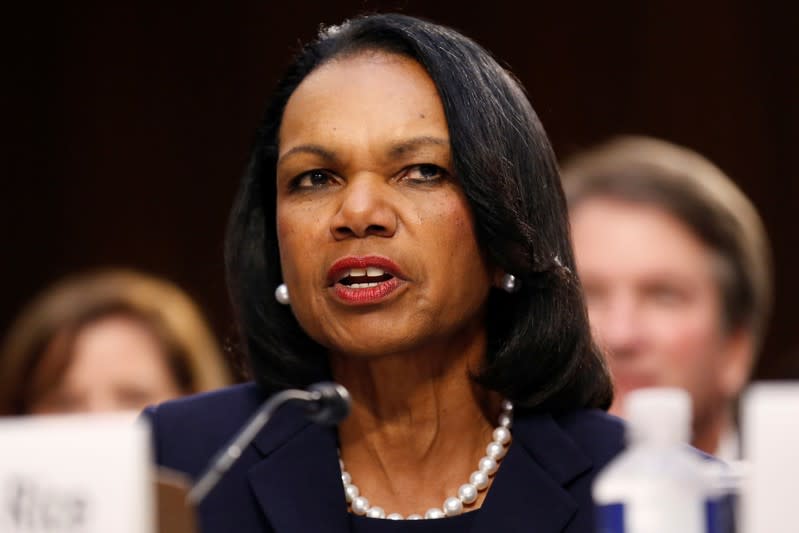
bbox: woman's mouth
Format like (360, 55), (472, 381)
(327, 257), (406, 305)
(337, 266), (394, 288)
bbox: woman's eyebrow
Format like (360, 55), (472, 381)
(278, 144), (338, 167)
(278, 136), (448, 168)
(388, 136), (449, 159)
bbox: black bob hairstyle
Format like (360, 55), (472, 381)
(226, 13), (612, 413)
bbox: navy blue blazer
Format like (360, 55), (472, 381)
(144, 383), (625, 532)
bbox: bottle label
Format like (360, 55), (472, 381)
(596, 502), (625, 533)
(706, 495), (736, 533)
(706, 498), (718, 533)
(596, 499), (732, 533)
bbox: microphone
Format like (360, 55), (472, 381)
(186, 382), (351, 505)
(303, 382), (352, 425)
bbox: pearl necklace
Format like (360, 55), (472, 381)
(339, 399), (513, 520)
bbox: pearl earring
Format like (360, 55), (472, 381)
(274, 283), (290, 305)
(501, 273), (520, 293)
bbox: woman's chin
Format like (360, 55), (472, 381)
(327, 337), (421, 361)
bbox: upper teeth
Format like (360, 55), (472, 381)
(347, 267), (385, 278)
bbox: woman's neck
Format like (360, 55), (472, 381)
(329, 325), (502, 515)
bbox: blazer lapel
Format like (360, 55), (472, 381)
(471, 413), (593, 533)
(246, 406), (349, 533)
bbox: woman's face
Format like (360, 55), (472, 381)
(275, 52), (496, 358)
(28, 315), (184, 416)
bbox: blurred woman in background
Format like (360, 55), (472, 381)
(0, 268), (232, 416)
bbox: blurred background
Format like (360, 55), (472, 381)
(3, 1), (796, 379)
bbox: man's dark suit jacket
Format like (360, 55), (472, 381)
(144, 383), (625, 532)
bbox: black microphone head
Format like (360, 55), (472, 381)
(304, 382), (351, 425)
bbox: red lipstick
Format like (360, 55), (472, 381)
(327, 256), (406, 305)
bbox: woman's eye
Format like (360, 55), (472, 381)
(405, 164), (447, 183)
(293, 169), (335, 189)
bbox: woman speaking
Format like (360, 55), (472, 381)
(145, 13), (623, 532)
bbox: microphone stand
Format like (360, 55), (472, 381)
(186, 388), (322, 505)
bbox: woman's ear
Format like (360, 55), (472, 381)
(492, 268), (506, 289)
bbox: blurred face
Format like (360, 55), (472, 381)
(29, 315), (183, 416)
(570, 197), (750, 425)
(275, 52), (495, 358)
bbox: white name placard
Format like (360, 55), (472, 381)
(0, 413), (153, 533)
(741, 382), (799, 533)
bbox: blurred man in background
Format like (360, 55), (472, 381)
(562, 136), (772, 458)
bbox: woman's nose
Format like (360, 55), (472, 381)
(330, 175), (397, 239)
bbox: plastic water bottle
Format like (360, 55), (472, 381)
(593, 388), (719, 533)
